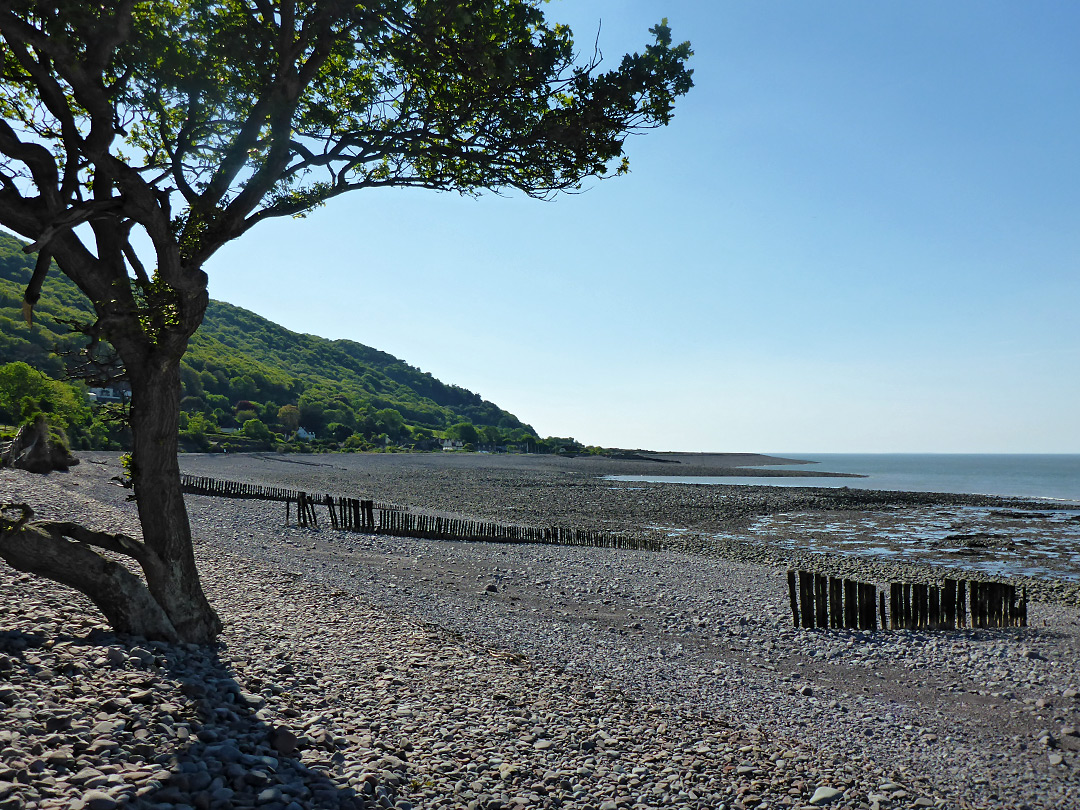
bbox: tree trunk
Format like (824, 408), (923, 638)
(126, 357), (222, 643)
(0, 354), (221, 643)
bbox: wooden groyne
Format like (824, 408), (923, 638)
(787, 569), (1027, 631)
(181, 474), (656, 551)
(181, 475), (301, 503)
(366, 505), (657, 550)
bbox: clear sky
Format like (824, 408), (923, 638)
(204, 1), (1080, 454)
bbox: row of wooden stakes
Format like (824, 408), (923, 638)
(366, 505), (660, 550)
(287, 493), (378, 531)
(289, 491), (659, 550)
(787, 570), (1028, 631)
(180, 475), (300, 503)
(183, 475), (656, 551)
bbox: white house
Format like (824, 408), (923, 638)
(87, 385), (130, 404)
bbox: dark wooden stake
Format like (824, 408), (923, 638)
(787, 571), (800, 628)
(829, 577), (843, 629)
(943, 579), (956, 629)
(957, 580), (967, 628)
(799, 571), (815, 629)
(841, 579), (855, 629)
(815, 573), (828, 628)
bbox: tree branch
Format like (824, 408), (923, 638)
(37, 520), (149, 564)
(0, 504), (178, 641)
(22, 199), (125, 253)
(20, 247), (50, 325)
(0, 119), (59, 198)
(121, 230), (150, 286)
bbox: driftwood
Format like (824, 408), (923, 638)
(1, 415), (78, 473)
(0, 503), (179, 641)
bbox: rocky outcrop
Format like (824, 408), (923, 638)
(0, 415), (78, 473)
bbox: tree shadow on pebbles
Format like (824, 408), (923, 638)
(0, 577), (384, 810)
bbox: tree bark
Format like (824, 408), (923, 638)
(0, 505), (179, 640)
(125, 358), (222, 643)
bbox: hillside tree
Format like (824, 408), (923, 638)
(0, 0), (692, 642)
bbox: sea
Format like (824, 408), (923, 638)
(608, 453), (1080, 504)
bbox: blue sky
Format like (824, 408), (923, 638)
(205, 1), (1080, 453)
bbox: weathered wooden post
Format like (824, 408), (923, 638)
(929, 586), (940, 630)
(829, 577), (843, 629)
(911, 587), (928, 630)
(957, 580), (967, 628)
(325, 495), (337, 530)
(879, 590), (887, 630)
(854, 583), (866, 630)
(943, 579), (956, 629)
(980, 581), (989, 628)
(844, 579), (858, 629)
(815, 573), (828, 628)
(799, 571), (815, 629)
(890, 583), (901, 630)
(788, 571), (800, 628)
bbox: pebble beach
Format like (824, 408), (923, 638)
(1, 451), (1079, 810)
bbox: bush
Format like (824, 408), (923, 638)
(342, 433), (375, 452)
(241, 418), (271, 442)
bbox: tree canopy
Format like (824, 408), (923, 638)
(0, 1), (692, 642)
(0, 1), (692, 284)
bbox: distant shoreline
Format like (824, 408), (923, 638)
(600, 451), (866, 478)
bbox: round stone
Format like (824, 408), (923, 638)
(81, 790), (118, 810)
(809, 786), (844, 805)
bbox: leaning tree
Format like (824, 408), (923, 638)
(0, 1), (692, 642)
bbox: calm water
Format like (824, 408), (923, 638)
(608, 454), (1080, 503)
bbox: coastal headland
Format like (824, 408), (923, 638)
(1, 451), (1078, 810)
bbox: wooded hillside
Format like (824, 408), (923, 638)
(0, 230), (536, 450)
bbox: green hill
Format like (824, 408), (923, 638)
(0, 230), (536, 450)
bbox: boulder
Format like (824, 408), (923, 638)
(1, 415), (78, 473)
